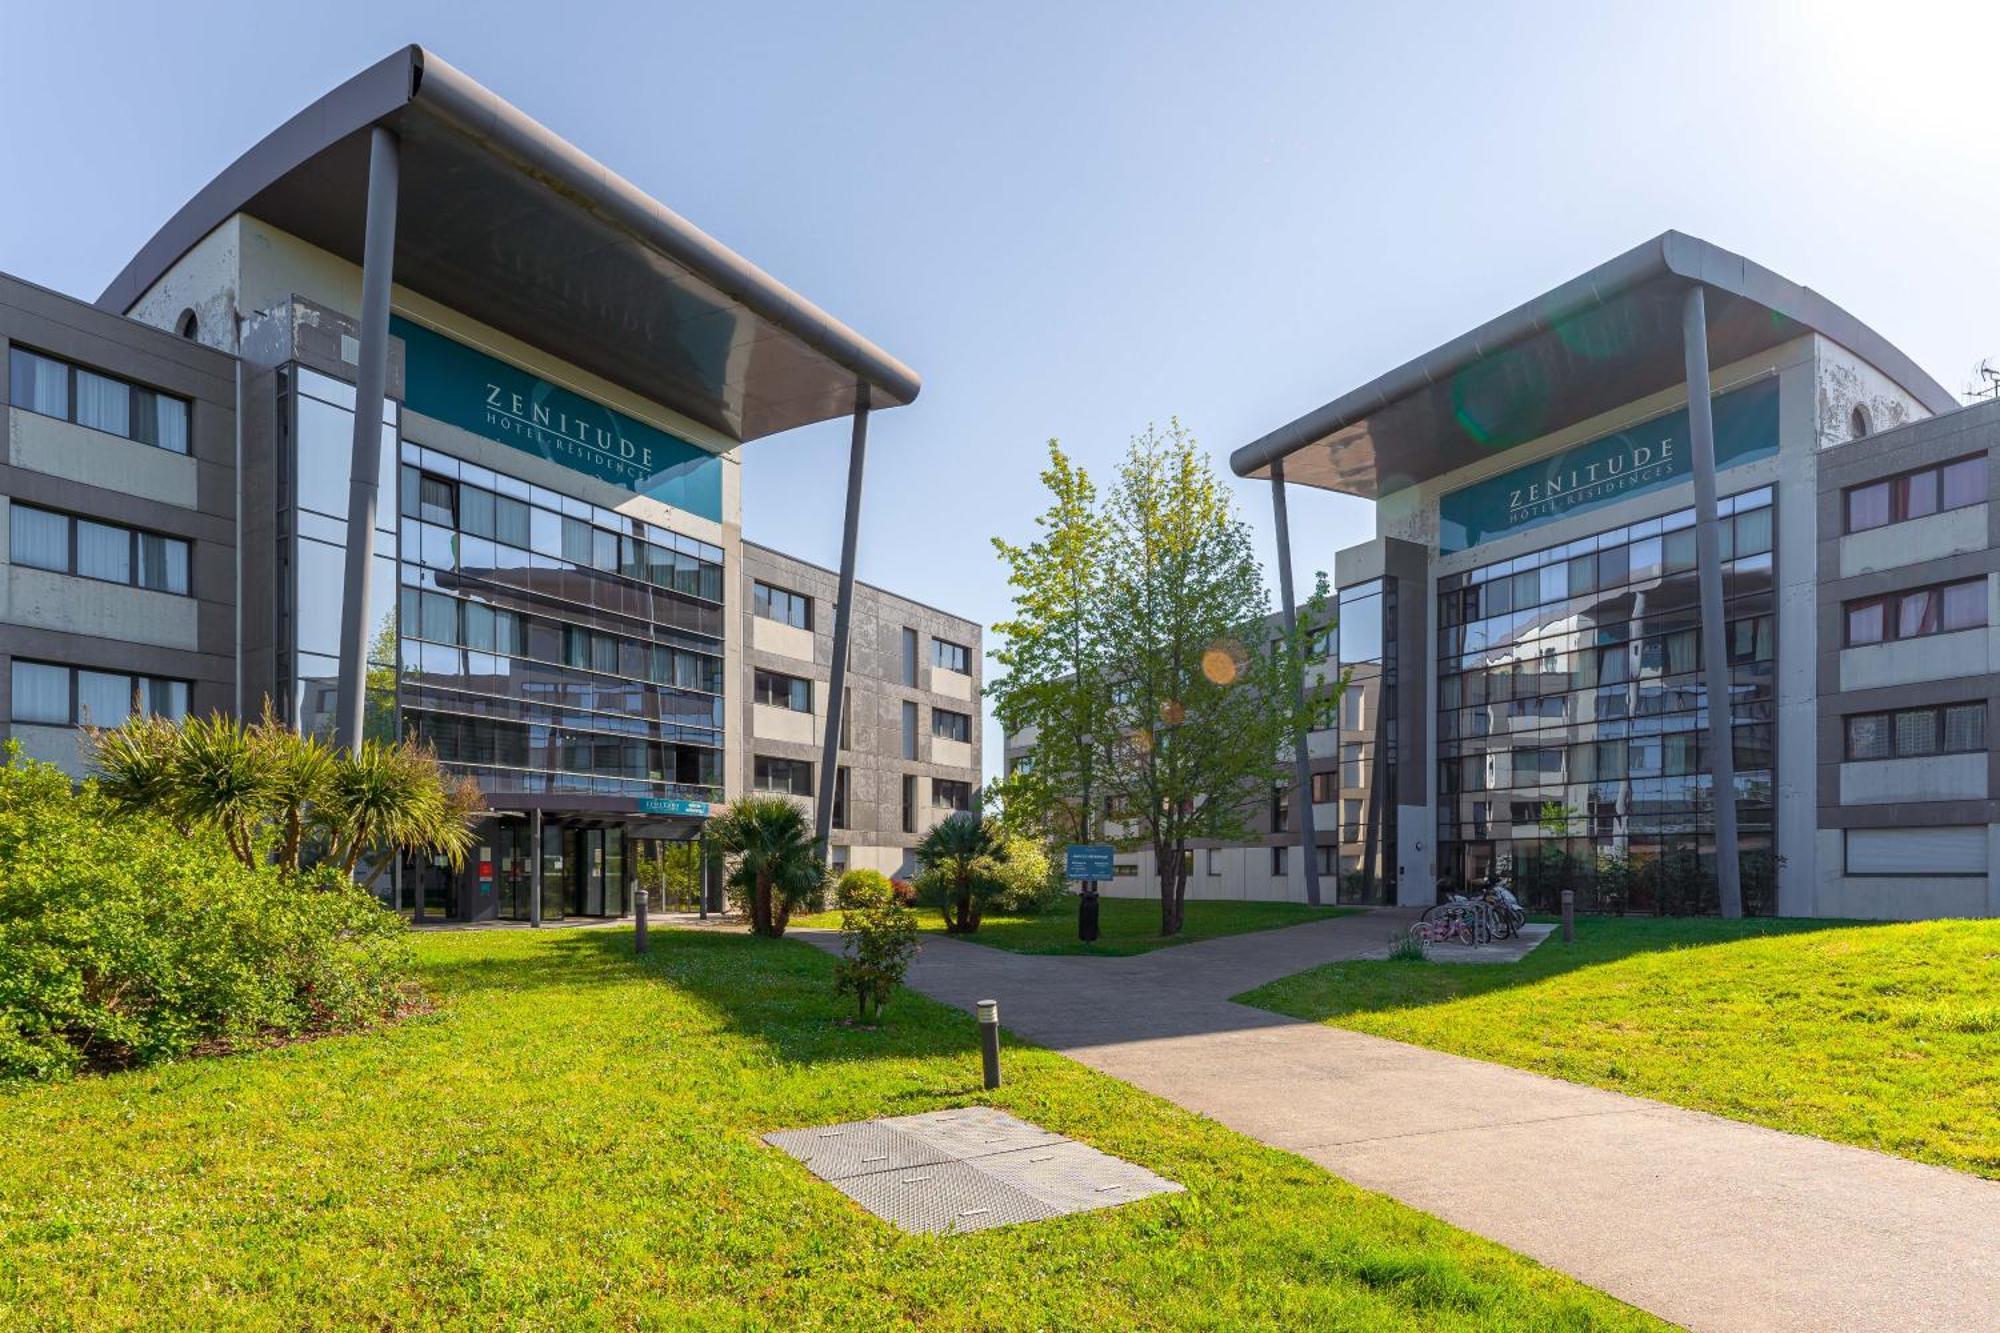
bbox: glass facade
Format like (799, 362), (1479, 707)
(281, 364), (726, 801)
(394, 440), (726, 798)
(1334, 577), (1398, 905)
(1434, 486), (1779, 915)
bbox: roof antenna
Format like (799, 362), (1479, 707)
(1970, 359), (2000, 402)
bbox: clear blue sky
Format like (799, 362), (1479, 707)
(7, 2), (1997, 782)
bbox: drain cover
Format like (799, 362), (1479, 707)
(764, 1107), (1182, 1234)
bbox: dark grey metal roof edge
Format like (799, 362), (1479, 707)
(96, 44), (921, 412)
(95, 46), (420, 319)
(1229, 230), (1956, 479)
(407, 49), (921, 409)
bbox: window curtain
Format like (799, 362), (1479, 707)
(75, 670), (135, 728)
(75, 520), (130, 583)
(75, 370), (130, 437)
(10, 350), (69, 417)
(9, 506), (68, 571)
(9, 661), (70, 725)
(153, 395), (189, 454)
(137, 533), (189, 594)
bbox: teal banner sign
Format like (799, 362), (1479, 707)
(1064, 844), (1116, 881)
(392, 316), (723, 521)
(1438, 378), (1779, 553)
(638, 796), (711, 818)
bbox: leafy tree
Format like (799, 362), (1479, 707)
(710, 795), (824, 938)
(831, 869), (919, 1023)
(988, 442), (1110, 846)
(1090, 422), (1332, 936)
(636, 839), (705, 909)
(915, 810), (1008, 934)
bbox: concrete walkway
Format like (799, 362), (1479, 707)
(795, 910), (2000, 1332)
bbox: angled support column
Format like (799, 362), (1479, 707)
(1270, 458), (1323, 906)
(1682, 284), (1744, 918)
(815, 386), (870, 856)
(335, 125), (400, 754)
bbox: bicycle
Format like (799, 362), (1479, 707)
(1420, 896), (1492, 946)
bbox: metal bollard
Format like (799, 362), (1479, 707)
(635, 888), (650, 955)
(978, 999), (1002, 1090)
(1561, 889), (1574, 944)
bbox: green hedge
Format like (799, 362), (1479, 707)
(0, 750), (415, 1084)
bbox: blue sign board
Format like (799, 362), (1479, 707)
(392, 315), (724, 521)
(638, 797), (711, 818)
(1437, 378), (1779, 553)
(1065, 843), (1116, 881)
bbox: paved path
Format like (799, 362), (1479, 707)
(795, 910), (2000, 1332)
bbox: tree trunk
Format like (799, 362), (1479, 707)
(1157, 842), (1183, 936)
(753, 871), (773, 937)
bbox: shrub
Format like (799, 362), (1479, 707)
(1388, 931), (1430, 964)
(914, 810), (1009, 934)
(0, 748), (415, 1085)
(831, 871), (919, 1024)
(835, 867), (893, 909)
(710, 795), (824, 938)
(990, 834), (1063, 913)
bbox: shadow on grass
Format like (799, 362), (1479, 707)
(1239, 914), (1874, 1022)
(419, 925), (998, 1073)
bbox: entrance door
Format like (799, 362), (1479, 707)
(568, 828), (607, 917)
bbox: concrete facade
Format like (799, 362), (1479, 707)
(1813, 396), (2000, 919)
(1, 272), (239, 756)
(743, 541), (982, 878)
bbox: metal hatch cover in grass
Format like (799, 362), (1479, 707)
(764, 1107), (1183, 1234)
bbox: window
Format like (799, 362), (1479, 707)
(1845, 826), (1987, 876)
(1309, 626), (1335, 660)
(1270, 785), (1291, 832)
(932, 637), (969, 674)
(902, 774), (917, 834)
(1113, 863), (1138, 878)
(754, 669), (812, 712)
(7, 505), (190, 595)
(9, 347), (189, 454)
(1310, 771), (1337, 803)
(932, 708), (971, 743)
(417, 474), (456, 526)
(901, 627), (919, 686)
(9, 659), (188, 727)
(753, 755), (813, 795)
(753, 581), (811, 630)
(833, 767), (849, 829)
(1206, 849), (1221, 876)
(900, 700), (918, 759)
(933, 778), (972, 811)
(1845, 703), (1984, 760)
(1270, 846), (1289, 877)
(1845, 455), (1986, 533)
(1844, 579), (1987, 645)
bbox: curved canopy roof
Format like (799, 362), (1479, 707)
(1231, 231), (1953, 497)
(99, 46), (920, 445)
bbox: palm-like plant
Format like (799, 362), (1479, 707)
(250, 705), (334, 872)
(708, 795), (823, 938)
(313, 738), (476, 889)
(170, 713), (279, 869)
(915, 810), (1008, 934)
(86, 713), (187, 834)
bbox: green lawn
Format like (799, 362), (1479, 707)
(0, 928), (1655, 1330)
(796, 895), (1352, 955)
(1241, 916), (2000, 1178)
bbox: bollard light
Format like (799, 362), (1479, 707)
(1560, 888), (1575, 944)
(977, 999), (1002, 1090)
(635, 888), (651, 955)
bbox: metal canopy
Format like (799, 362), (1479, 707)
(99, 46), (920, 445)
(1230, 231), (1953, 497)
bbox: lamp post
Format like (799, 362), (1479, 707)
(1078, 731), (1099, 942)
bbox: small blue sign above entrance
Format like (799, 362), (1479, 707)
(392, 316), (723, 521)
(1065, 843), (1116, 881)
(1437, 378), (1779, 553)
(638, 796), (711, 818)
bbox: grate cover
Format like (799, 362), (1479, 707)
(764, 1107), (1183, 1235)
